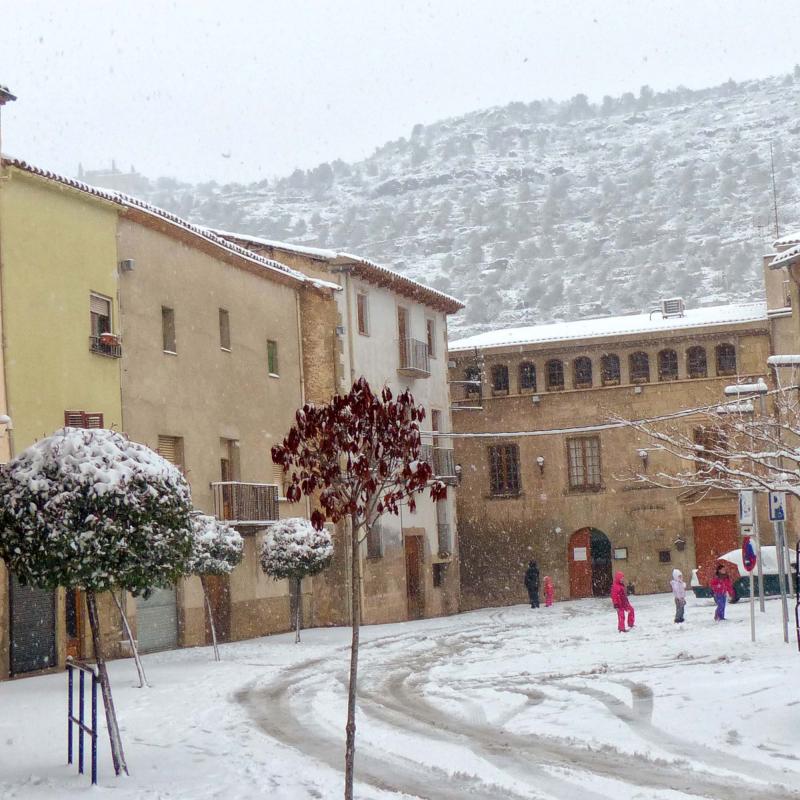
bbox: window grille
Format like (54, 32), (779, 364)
(488, 444), (521, 495)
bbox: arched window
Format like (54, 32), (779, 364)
(686, 346), (707, 379)
(464, 365), (481, 396)
(715, 344), (736, 376)
(601, 354), (620, 386)
(519, 362), (537, 391)
(491, 364), (509, 394)
(546, 359), (564, 391)
(629, 351), (650, 384)
(658, 349), (678, 381)
(573, 357), (593, 389)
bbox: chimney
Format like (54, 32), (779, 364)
(0, 84), (18, 158)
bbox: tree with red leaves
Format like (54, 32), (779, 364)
(272, 377), (446, 800)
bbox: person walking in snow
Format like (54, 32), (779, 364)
(543, 575), (554, 607)
(670, 568), (686, 624)
(524, 560), (540, 608)
(710, 565), (735, 621)
(611, 571), (635, 632)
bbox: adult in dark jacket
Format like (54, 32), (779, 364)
(524, 560), (540, 608)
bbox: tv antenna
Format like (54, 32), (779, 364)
(770, 141), (780, 240)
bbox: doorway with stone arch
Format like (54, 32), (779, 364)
(568, 527), (614, 598)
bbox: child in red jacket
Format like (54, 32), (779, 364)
(611, 571), (635, 632)
(709, 566), (735, 621)
(543, 576), (554, 607)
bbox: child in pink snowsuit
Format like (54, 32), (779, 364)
(611, 571), (635, 632)
(543, 576), (554, 607)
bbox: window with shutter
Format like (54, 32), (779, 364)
(426, 319), (436, 358)
(157, 435), (184, 470)
(90, 294), (111, 337)
(357, 293), (369, 335)
(162, 307), (176, 353)
(267, 340), (279, 376)
(219, 308), (231, 351)
(64, 411), (104, 429)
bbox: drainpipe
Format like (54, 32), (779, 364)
(0, 87), (17, 460)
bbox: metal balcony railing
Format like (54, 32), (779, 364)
(437, 523), (452, 555)
(89, 335), (122, 359)
(211, 482), (279, 525)
(398, 338), (430, 377)
(433, 447), (456, 480)
(449, 379), (483, 410)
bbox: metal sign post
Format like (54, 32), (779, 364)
(769, 491), (791, 643)
(739, 491), (756, 642)
(753, 507), (765, 613)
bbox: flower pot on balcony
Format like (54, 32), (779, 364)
(100, 333), (118, 346)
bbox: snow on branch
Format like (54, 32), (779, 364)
(188, 514), (243, 576)
(260, 517), (333, 580)
(614, 386), (800, 498)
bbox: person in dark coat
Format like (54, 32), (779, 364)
(524, 560), (540, 608)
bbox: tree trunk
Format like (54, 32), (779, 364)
(112, 592), (149, 688)
(344, 515), (361, 800)
(294, 576), (302, 644)
(200, 575), (220, 662)
(85, 590), (129, 776)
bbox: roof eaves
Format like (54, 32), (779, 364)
(769, 244), (800, 270)
(2, 157), (319, 288)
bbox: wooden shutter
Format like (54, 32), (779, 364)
(64, 411), (104, 428)
(157, 435), (183, 468)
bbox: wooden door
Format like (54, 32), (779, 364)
(203, 575), (231, 644)
(692, 514), (739, 577)
(568, 528), (592, 598)
(404, 535), (424, 620)
(590, 531), (613, 597)
(65, 588), (83, 660)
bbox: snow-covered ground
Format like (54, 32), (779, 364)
(1, 593), (799, 799)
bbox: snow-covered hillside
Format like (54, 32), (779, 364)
(90, 70), (800, 337)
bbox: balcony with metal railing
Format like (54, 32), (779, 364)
(211, 482), (279, 525)
(398, 338), (430, 377)
(449, 378), (483, 411)
(419, 444), (458, 484)
(89, 334), (122, 359)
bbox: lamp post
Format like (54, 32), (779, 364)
(724, 381), (768, 613)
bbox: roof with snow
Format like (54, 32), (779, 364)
(0, 85), (16, 105)
(773, 231), (800, 250)
(449, 301), (768, 352)
(213, 229), (464, 315)
(1, 157), (340, 293)
(770, 243), (800, 270)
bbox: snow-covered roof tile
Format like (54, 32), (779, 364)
(208, 228), (338, 260)
(1, 157), (341, 292)
(769, 243), (800, 270)
(449, 302), (768, 352)
(773, 230), (800, 249)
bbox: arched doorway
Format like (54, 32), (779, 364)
(568, 528), (614, 598)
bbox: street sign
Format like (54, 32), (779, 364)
(738, 490), (755, 526)
(769, 491), (787, 522)
(742, 536), (757, 572)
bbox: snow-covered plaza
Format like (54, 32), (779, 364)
(1, 592), (799, 800)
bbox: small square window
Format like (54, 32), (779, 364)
(219, 308), (231, 350)
(658, 550), (671, 563)
(267, 339), (279, 376)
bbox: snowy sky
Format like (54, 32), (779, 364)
(1, 0), (799, 183)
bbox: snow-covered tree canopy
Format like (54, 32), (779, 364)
(188, 514), (243, 575)
(260, 517), (333, 581)
(0, 427), (194, 593)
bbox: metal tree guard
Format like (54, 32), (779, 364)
(67, 657), (99, 785)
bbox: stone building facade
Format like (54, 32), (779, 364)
(449, 302), (772, 609)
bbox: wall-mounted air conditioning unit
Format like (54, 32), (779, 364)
(660, 297), (685, 318)
(119, 259), (135, 272)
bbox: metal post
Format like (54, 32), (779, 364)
(775, 519), (790, 643)
(750, 569), (756, 643)
(754, 509), (765, 612)
(78, 670), (85, 774)
(67, 664), (73, 765)
(91, 672), (98, 785)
